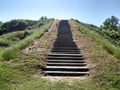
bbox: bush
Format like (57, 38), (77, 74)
(0, 19), (37, 35)
(103, 30), (120, 40)
(2, 47), (18, 61)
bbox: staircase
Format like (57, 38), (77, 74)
(42, 20), (89, 76)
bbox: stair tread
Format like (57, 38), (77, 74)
(51, 52), (81, 54)
(48, 53), (83, 56)
(47, 62), (86, 64)
(43, 71), (89, 74)
(47, 61), (85, 63)
(52, 50), (80, 51)
(46, 66), (89, 69)
(47, 59), (85, 61)
(48, 56), (83, 58)
(47, 63), (86, 66)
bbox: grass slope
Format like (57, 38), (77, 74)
(0, 20), (58, 90)
(70, 20), (120, 90)
(0, 19), (53, 60)
(75, 20), (120, 59)
(0, 19), (120, 90)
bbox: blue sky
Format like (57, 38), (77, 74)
(0, 0), (120, 26)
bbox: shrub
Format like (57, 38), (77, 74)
(0, 19), (37, 35)
(2, 47), (19, 61)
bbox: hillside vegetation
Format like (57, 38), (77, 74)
(0, 18), (56, 90)
(0, 18), (54, 60)
(75, 16), (120, 59)
(72, 19), (120, 90)
(0, 19), (37, 35)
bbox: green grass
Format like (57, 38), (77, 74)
(0, 61), (36, 90)
(0, 38), (10, 47)
(94, 74), (120, 89)
(0, 19), (53, 60)
(74, 20), (120, 89)
(12, 78), (99, 90)
(75, 20), (120, 59)
(1, 45), (119, 90)
(70, 19), (120, 90)
(0, 30), (33, 46)
(0, 59), (104, 90)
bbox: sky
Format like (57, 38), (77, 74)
(0, 0), (120, 26)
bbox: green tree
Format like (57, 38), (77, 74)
(103, 16), (119, 31)
(0, 21), (2, 26)
(44, 16), (47, 20)
(40, 16), (47, 20)
(40, 16), (44, 20)
(118, 26), (120, 34)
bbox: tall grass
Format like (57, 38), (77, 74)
(1, 19), (53, 60)
(0, 38), (10, 47)
(74, 20), (120, 59)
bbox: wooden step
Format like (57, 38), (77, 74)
(47, 56), (84, 60)
(43, 71), (89, 76)
(51, 52), (81, 54)
(51, 50), (80, 52)
(47, 60), (85, 63)
(48, 53), (83, 57)
(43, 66), (89, 72)
(47, 62), (87, 66)
(52, 47), (80, 50)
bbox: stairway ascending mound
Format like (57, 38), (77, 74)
(42, 20), (89, 76)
